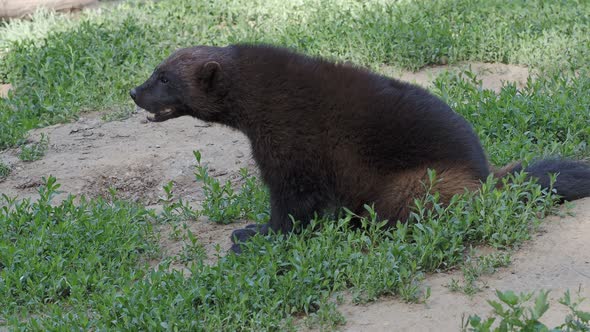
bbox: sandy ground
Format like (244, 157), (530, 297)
(1, 63), (588, 330)
(0, 109), (253, 255)
(381, 62), (532, 93)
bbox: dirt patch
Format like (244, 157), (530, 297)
(382, 62), (531, 92)
(0, 84), (11, 98)
(0, 107), (255, 266)
(83, 163), (162, 203)
(0, 110), (253, 204)
(0, 0), (97, 19)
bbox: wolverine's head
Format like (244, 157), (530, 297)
(130, 46), (231, 122)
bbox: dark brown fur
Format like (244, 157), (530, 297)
(130, 44), (590, 253)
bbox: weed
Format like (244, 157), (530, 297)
(448, 251), (512, 295)
(434, 69), (590, 166)
(302, 299), (347, 330)
(0, 176), (158, 318)
(0, 161), (10, 180)
(462, 289), (590, 331)
(18, 133), (49, 162)
(194, 150), (269, 224)
(0, 170), (561, 330)
(176, 228), (207, 264)
(558, 289), (590, 331)
(157, 180), (199, 225)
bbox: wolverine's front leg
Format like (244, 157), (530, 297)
(230, 185), (324, 253)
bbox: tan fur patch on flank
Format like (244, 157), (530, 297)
(368, 165), (481, 225)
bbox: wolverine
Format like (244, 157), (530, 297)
(130, 44), (590, 253)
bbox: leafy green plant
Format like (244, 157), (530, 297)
(433, 69), (590, 166)
(0, 169), (561, 330)
(176, 228), (206, 264)
(463, 289), (590, 331)
(157, 180), (199, 225)
(302, 299), (347, 330)
(0, 176), (158, 317)
(193, 150), (269, 224)
(448, 251), (512, 295)
(18, 133), (49, 162)
(0, 161), (10, 180)
(158, 181), (207, 264)
(558, 290), (590, 331)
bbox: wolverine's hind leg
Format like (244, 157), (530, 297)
(367, 165), (482, 226)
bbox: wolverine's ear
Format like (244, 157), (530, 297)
(198, 61), (221, 89)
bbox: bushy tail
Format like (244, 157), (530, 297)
(494, 158), (590, 202)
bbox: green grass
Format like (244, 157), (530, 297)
(448, 251), (512, 295)
(0, 8), (84, 54)
(1, 0), (590, 149)
(0, 176), (158, 322)
(433, 70), (590, 166)
(463, 289), (590, 331)
(0, 161), (10, 180)
(0, 171), (560, 330)
(194, 150), (269, 224)
(18, 133), (49, 162)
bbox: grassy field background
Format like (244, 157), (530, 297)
(1, 0), (589, 150)
(1, 0), (590, 330)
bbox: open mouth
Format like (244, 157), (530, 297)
(145, 108), (179, 122)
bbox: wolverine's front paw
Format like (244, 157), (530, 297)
(229, 223), (270, 254)
(231, 227), (258, 244)
(229, 228), (256, 254)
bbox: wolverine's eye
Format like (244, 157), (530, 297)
(159, 77), (169, 84)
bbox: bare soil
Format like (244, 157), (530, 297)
(382, 62), (532, 93)
(1, 63), (588, 330)
(0, 110), (253, 255)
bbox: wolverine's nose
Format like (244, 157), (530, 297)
(129, 88), (137, 100)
